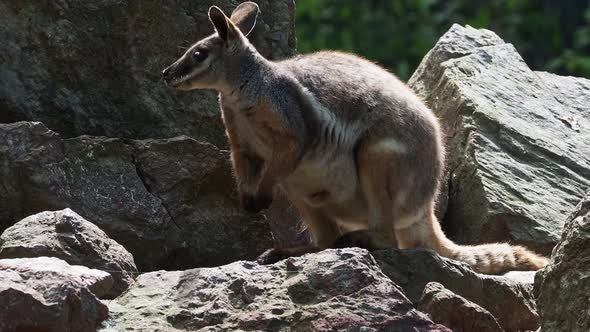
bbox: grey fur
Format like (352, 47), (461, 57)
(162, 2), (548, 274)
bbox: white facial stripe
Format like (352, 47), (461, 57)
(174, 56), (212, 85)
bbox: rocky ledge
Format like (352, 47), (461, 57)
(101, 248), (450, 331)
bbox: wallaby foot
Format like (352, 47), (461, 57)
(332, 230), (394, 251)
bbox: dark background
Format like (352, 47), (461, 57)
(295, 0), (590, 80)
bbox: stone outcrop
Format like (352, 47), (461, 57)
(417, 282), (504, 332)
(0, 0), (296, 147)
(0, 121), (273, 271)
(100, 248), (450, 331)
(0, 257), (110, 332)
(0, 208), (137, 298)
(373, 248), (539, 331)
(409, 24), (590, 256)
(535, 192), (590, 332)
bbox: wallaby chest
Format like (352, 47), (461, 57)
(220, 99), (273, 160)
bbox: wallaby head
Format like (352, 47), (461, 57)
(162, 2), (260, 91)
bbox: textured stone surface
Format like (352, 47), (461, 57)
(0, 208), (137, 298)
(101, 248), (450, 331)
(0, 0), (296, 147)
(0, 257), (110, 332)
(535, 192), (590, 332)
(0, 122), (272, 271)
(409, 24), (590, 255)
(502, 271), (536, 285)
(373, 248), (539, 331)
(418, 282), (504, 332)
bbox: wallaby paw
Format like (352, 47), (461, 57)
(256, 248), (290, 265)
(241, 191), (273, 213)
(242, 194), (260, 213)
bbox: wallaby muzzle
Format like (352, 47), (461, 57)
(162, 57), (191, 88)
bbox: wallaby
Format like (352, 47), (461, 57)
(162, 2), (549, 274)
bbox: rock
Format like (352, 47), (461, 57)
(0, 257), (110, 332)
(502, 271), (536, 285)
(100, 248), (450, 331)
(409, 24), (590, 255)
(0, 121), (273, 271)
(0, 208), (137, 298)
(373, 248), (539, 331)
(535, 192), (590, 332)
(0, 0), (295, 147)
(418, 282), (504, 332)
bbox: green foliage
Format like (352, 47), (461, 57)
(296, 0), (590, 80)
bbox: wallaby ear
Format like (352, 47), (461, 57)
(229, 1), (260, 37)
(209, 6), (230, 41)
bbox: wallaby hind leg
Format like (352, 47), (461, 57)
(257, 201), (341, 264)
(394, 205), (455, 257)
(347, 137), (403, 250)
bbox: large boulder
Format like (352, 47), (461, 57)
(0, 208), (137, 298)
(0, 121), (273, 271)
(373, 248), (539, 331)
(409, 24), (590, 255)
(535, 192), (590, 332)
(100, 248), (450, 331)
(0, 0), (296, 147)
(0, 257), (110, 332)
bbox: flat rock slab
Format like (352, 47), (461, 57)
(535, 192), (590, 332)
(0, 121), (272, 271)
(0, 208), (138, 298)
(0, 0), (295, 147)
(373, 248), (539, 331)
(101, 248), (450, 332)
(409, 24), (590, 255)
(0, 257), (110, 332)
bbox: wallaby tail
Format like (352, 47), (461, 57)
(443, 241), (550, 274)
(399, 208), (550, 274)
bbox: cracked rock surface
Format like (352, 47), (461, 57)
(409, 24), (590, 255)
(0, 0), (296, 147)
(100, 248), (450, 332)
(373, 248), (539, 332)
(535, 192), (590, 332)
(0, 122), (272, 271)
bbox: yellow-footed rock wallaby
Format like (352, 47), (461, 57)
(162, 2), (548, 274)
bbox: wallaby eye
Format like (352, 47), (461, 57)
(193, 50), (208, 62)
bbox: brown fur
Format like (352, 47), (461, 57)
(162, 2), (549, 274)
